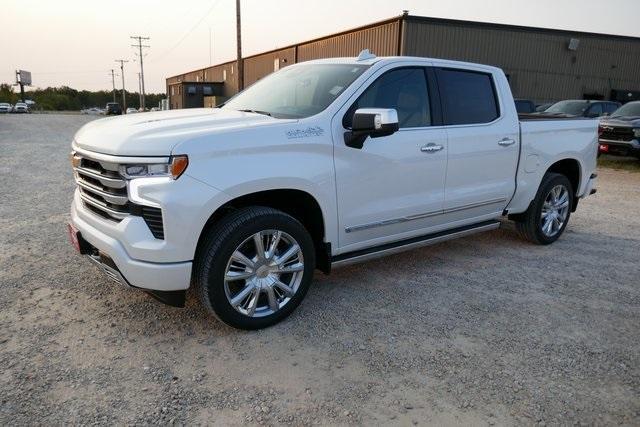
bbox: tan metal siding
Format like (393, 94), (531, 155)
(297, 21), (399, 61)
(403, 20), (640, 102)
(244, 47), (296, 86)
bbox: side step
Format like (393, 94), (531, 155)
(331, 220), (500, 268)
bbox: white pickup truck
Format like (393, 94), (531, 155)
(68, 51), (598, 329)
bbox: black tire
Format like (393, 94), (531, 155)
(514, 172), (574, 245)
(193, 206), (315, 330)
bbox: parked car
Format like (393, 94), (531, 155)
(542, 100), (620, 118)
(12, 102), (29, 113)
(535, 102), (553, 112)
(150, 107), (160, 112)
(105, 102), (122, 115)
(514, 99), (536, 114)
(126, 107), (138, 114)
(68, 52), (598, 329)
(0, 103), (11, 113)
(82, 107), (104, 115)
(598, 101), (640, 158)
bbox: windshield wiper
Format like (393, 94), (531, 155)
(238, 109), (272, 117)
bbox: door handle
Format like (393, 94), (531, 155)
(498, 138), (516, 146)
(421, 143), (444, 153)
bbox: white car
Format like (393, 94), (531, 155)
(13, 102), (29, 113)
(0, 103), (11, 113)
(68, 52), (598, 329)
(82, 107), (104, 115)
(125, 107), (138, 114)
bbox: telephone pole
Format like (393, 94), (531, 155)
(115, 59), (128, 111)
(137, 72), (143, 109)
(109, 69), (117, 103)
(131, 36), (150, 110)
(235, 0), (244, 92)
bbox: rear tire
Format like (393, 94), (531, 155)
(193, 206), (315, 330)
(514, 173), (574, 245)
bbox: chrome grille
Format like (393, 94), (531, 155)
(72, 150), (166, 240)
(73, 153), (129, 221)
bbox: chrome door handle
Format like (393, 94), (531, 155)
(498, 138), (516, 146)
(421, 143), (444, 153)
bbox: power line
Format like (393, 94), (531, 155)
(131, 35), (150, 109)
(147, 0), (221, 64)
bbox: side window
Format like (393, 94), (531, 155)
(604, 103), (618, 114)
(436, 68), (499, 125)
(588, 103), (603, 116)
(344, 68), (430, 129)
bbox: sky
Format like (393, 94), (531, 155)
(2, 0), (640, 94)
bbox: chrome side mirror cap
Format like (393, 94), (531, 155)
(344, 108), (399, 149)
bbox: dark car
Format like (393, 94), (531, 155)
(598, 101), (640, 159)
(535, 102), (553, 112)
(542, 100), (620, 118)
(105, 102), (122, 115)
(514, 99), (535, 114)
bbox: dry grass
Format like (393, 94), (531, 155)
(598, 155), (640, 172)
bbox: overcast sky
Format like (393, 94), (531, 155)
(3, 0), (639, 94)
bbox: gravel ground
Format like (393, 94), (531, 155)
(1, 114), (639, 426)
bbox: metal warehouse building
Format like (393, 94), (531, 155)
(166, 13), (640, 109)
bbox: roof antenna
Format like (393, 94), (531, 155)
(357, 49), (376, 61)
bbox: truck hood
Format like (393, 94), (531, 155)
(73, 108), (290, 156)
(600, 116), (640, 128)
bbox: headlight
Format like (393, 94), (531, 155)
(119, 155), (188, 180)
(633, 128), (640, 138)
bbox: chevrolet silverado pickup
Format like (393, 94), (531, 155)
(598, 101), (640, 158)
(68, 51), (598, 329)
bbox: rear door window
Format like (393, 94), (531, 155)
(435, 68), (500, 125)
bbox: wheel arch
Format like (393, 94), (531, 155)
(545, 158), (582, 211)
(195, 188), (331, 274)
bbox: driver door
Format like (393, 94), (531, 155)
(332, 66), (448, 253)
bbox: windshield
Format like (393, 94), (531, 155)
(545, 100), (590, 115)
(611, 102), (640, 117)
(222, 63), (369, 119)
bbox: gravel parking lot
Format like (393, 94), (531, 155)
(1, 114), (639, 425)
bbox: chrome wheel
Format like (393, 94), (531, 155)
(224, 230), (304, 318)
(540, 185), (570, 237)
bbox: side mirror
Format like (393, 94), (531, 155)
(344, 108), (399, 149)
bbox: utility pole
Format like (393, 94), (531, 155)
(131, 36), (150, 110)
(137, 72), (143, 109)
(235, 0), (244, 92)
(109, 69), (117, 103)
(115, 59), (128, 111)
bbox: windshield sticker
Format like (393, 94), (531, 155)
(286, 127), (324, 139)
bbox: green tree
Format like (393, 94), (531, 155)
(0, 84), (18, 104)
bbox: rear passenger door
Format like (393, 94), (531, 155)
(435, 67), (519, 221)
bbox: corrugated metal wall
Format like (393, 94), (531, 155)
(402, 18), (640, 102)
(244, 47), (296, 86)
(297, 21), (400, 61)
(167, 16), (640, 108)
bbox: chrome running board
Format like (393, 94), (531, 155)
(331, 220), (500, 268)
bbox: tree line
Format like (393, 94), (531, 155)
(0, 84), (165, 111)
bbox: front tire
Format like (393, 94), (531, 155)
(514, 173), (574, 245)
(193, 206), (315, 330)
